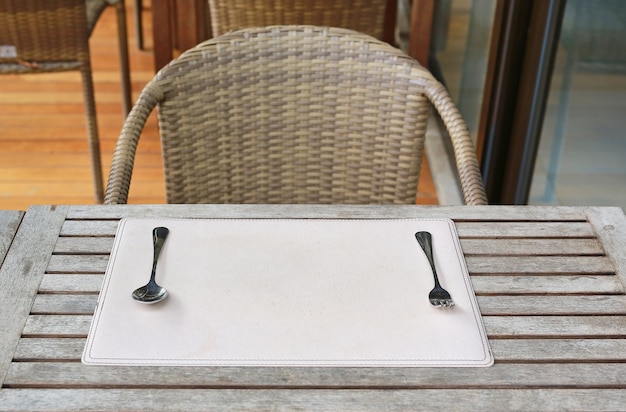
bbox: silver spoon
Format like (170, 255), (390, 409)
(132, 226), (169, 304)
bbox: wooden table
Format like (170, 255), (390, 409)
(1, 205), (625, 411)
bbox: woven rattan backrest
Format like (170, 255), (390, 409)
(0, 0), (89, 64)
(207, 0), (390, 40)
(154, 26), (430, 204)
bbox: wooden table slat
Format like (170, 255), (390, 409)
(60, 220), (119, 237)
(460, 238), (604, 255)
(44, 254), (619, 276)
(59, 219), (598, 239)
(0, 388), (624, 411)
(64, 204), (591, 221)
(0, 210), (24, 267)
(37, 273), (625, 295)
(470, 274), (625, 294)
(22, 315), (91, 337)
(484, 316), (626, 338)
(466, 255), (615, 274)
(12, 338), (626, 364)
(477, 295), (626, 315)
(52, 236), (606, 256)
(4, 361), (626, 388)
(38, 274), (104, 293)
(455, 221), (596, 237)
(53, 238), (114, 255)
(21, 314), (626, 339)
(46, 255), (109, 274)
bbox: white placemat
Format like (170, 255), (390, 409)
(83, 218), (492, 367)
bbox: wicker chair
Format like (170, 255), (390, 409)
(0, 0), (132, 203)
(105, 26), (487, 205)
(207, 0), (397, 44)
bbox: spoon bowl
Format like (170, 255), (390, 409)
(131, 283), (168, 304)
(132, 226), (169, 304)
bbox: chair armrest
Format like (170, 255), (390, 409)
(104, 86), (162, 204)
(424, 80), (488, 205)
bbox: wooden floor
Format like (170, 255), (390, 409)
(0, 3), (437, 210)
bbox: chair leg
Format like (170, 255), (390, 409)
(115, 0), (133, 116)
(80, 64), (105, 204)
(134, 0), (144, 50)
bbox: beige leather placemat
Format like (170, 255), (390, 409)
(83, 218), (492, 367)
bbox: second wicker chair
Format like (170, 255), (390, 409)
(105, 26), (487, 205)
(207, 0), (397, 44)
(0, 0), (132, 203)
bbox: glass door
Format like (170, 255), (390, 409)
(529, 0), (626, 208)
(428, 0), (497, 146)
(425, 0), (626, 209)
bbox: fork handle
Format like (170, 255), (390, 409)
(415, 231), (442, 288)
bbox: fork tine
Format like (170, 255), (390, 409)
(430, 298), (455, 307)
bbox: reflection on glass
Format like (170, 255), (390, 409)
(530, 0), (626, 209)
(430, 0), (496, 142)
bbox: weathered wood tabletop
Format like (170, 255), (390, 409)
(0, 205), (625, 411)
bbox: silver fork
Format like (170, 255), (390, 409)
(415, 231), (455, 307)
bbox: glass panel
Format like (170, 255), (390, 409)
(430, 0), (497, 141)
(530, 0), (626, 208)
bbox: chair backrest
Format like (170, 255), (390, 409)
(105, 26), (487, 205)
(0, 0), (89, 67)
(207, 0), (395, 43)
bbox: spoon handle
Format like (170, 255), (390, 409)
(150, 227), (169, 281)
